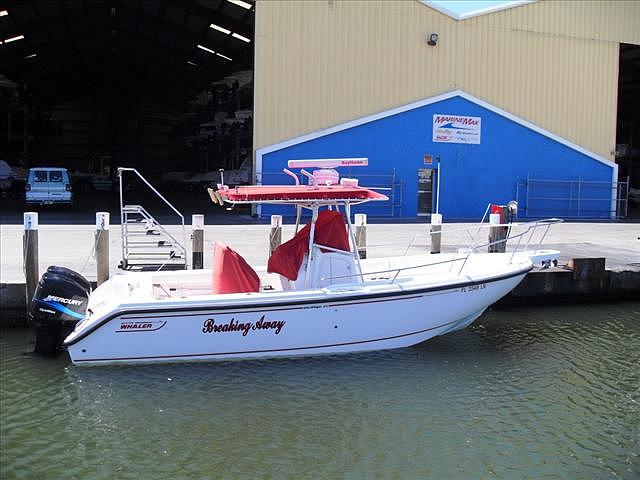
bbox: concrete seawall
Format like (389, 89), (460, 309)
(498, 264), (640, 307)
(2, 222), (639, 325)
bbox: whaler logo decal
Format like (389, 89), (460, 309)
(117, 320), (167, 332)
(202, 315), (285, 337)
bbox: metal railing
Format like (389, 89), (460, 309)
(319, 218), (563, 286)
(516, 175), (629, 219)
(118, 167), (187, 270)
(396, 218), (561, 280)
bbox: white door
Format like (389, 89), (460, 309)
(47, 170), (66, 201)
(29, 170), (50, 202)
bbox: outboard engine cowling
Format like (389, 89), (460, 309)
(29, 266), (91, 355)
(45, 265), (92, 292)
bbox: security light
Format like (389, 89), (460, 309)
(197, 44), (215, 54)
(210, 23), (231, 35)
(427, 33), (438, 46)
(4, 34), (24, 43)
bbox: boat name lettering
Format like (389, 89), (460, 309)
(202, 315), (285, 336)
(461, 283), (486, 293)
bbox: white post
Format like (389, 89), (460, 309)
(269, 215), (282, 256)
(430, 213), (442, 254)
(192, 214), (205, 269)
(96, 212), (110, 285)
(23, 212), (39, 310)
(435, 157), (441, 215)
(354, 213), (367, 259)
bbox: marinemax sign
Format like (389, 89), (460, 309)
(433, 114), (481, 144)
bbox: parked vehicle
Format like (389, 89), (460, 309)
(25, 167), (73, 206)
(0, 160), (16, 193)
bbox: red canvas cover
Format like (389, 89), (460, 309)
(267, 210), (350, 281)
(211, 242), (260, 294)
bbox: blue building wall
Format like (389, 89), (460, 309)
(258, 94), (615, 219)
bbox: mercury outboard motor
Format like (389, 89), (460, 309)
(29, 266), (91, 355)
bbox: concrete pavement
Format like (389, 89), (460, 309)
(2, 221), (639, 284)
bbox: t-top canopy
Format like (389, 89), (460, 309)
(216, 185), (388, 203)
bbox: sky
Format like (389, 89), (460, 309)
(428, 1), (527, 17)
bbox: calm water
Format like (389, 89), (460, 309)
(1, 303), (639, 479)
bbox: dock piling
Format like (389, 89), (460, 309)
(355, 214), (367, 259)
(23, 212), (39, 312)
(430, 213), (442, 254)
(488, 213), (507, 253)
(96, 212), (110, 285)
(269, 215), (282, 256)
(192, 214), (204, 269)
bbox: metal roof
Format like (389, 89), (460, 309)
(0, 0), (255, 106)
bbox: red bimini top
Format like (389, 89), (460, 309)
(267, 210), (350, 281)
(219, 185), (388, 203)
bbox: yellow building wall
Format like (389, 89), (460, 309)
(253, 0), (640, 161)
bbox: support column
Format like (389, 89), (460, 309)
(269, 215), (282, 256)
(354, 213), (367, 259)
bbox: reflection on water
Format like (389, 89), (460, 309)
(2, 303), (639, 479)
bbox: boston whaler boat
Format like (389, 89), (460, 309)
(30, 159), (561, 365)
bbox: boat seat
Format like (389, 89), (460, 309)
(211, 241), (260, 294)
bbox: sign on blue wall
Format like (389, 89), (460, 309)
(258, 92), (615, 220)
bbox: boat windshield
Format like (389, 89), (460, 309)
(267, 210), (350, 281)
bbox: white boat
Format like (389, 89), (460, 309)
(29, 159), (560, 365)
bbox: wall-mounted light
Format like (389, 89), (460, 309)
(427, 33), (438, 46)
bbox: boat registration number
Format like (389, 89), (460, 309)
(460, 283), (486, 293)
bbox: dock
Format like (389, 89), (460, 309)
(1, 220), (639, 325)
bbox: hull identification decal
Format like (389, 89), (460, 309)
(202, 315), (285, 337)
(117, 320), (167, 332)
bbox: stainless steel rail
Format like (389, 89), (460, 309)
(118, 167), (187, 270)
(318, 218), (563, 284)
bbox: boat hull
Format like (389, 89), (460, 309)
(66, 271), (526, 365)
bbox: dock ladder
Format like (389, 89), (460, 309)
(118, 167), (187, 271)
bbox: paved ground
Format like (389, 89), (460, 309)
(1, 220), (638, 283)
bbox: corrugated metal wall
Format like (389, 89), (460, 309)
(253, 0), (640, 160)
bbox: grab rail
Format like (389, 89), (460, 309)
(318, 218), (563, 285)
(118, 167), (185, 222)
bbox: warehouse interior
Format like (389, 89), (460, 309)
(618, 43), (640, 216)
(1, 0), (255, 220)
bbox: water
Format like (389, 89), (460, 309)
(1, 303), (639, 479)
